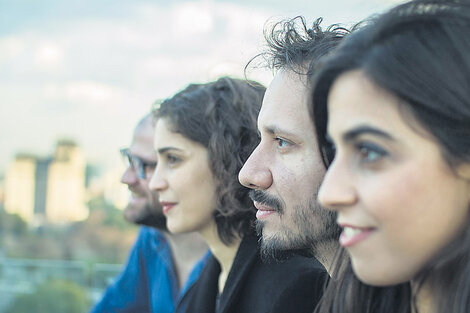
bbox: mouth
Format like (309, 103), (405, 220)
(129, 188), (146, 198)
(159, 201), (177, 215)
(253, 201), (278, 219)
(338, 224), (375, 248)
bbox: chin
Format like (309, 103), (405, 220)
(352, 262), (411, 286)
(166, 222), (191, 234)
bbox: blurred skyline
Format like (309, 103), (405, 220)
(0, 0), (404, 175)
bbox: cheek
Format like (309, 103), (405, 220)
(360, 163), (469, 274)
(188, 174), (217, 220)
(360, 164), (427, 227)
(277, 155), (324, 200)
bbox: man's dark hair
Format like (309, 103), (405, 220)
(154, 77), (265, 244)
(247, 16), (350, 77)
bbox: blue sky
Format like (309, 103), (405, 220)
(0, 0), (404, 175)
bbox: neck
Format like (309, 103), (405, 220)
(311, 239), (339, 276)
(164, 231), (208, 289)
(199, 223), (241, 293)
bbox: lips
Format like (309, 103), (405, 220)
(253, 201), (277, 219)
(160, 201), (177, 215)
(339, 224), (375, 248)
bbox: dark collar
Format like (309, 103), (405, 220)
(217, 234), (259, 313)
(186, 234), (259, 313)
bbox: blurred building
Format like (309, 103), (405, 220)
(4, 140), (89, 224)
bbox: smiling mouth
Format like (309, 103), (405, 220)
(339, 226), (375, 247)
(160, 202), (176, 214)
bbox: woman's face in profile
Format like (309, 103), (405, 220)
(150, 118), (218, 237)
(318, 70), (470, 286)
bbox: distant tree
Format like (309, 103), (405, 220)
(4, 279), (91, 313)
(0, 210), (27, 237)
(86, 195), (133, 230)
(0, 195), (137, 263)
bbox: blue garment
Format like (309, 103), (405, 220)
(90, 226), (209, 313)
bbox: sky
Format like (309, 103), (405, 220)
(0, 0), (405, 177)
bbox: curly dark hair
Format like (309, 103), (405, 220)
(247, 16), (350, 77)
(153, 77), (265, 244)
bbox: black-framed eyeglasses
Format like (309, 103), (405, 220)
(120, 148), (157, 179)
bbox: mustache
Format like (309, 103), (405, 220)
(248, 190), (283, 214)
(128, 186), (146, 195)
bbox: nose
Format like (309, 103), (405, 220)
(318, 156), (357, 210)
(148, 164), (168, 192)
(239, 145), (273, 190)
(121, 166), (138, 186)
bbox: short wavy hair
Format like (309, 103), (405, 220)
(247, 16), (350, 77)
(153, 77), (265, 244)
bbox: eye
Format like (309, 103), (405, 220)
(356, 142), (388, 163)
(143, 162), (157, 177)
(166, 154), (181, 165)
(143, 162), (157, 171)
(275, 137), (292, 148)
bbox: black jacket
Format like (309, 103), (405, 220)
(181, 234), (327, 313)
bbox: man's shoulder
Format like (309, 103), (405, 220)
(132, 226), (170, 256)
(137, 226), (166, 241)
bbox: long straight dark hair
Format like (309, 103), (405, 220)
(311, 0), (470, 312)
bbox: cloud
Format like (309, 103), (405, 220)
(34, 42), (64, 70)
(0, 0), (409, 173)
(64, 81), (125, 103)
(0, 36), (25, 59)
(173, 2), (215, 35)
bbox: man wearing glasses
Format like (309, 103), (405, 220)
(90, 114), (208, 313)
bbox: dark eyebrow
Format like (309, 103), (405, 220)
(157, 147), (183, 154)
(264, 125), (297, 138)
(343, 125), (395, 142)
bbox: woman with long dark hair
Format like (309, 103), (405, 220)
(311, 1), (470, 312)
(149, 77), (327, 313)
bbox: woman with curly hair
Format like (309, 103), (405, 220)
(149, 77), (326, 313)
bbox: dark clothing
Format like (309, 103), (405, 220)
(180, 234), (327, 313)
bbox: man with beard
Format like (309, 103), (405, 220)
(239, 17), (348, 275)
(90, 114), (208, 313)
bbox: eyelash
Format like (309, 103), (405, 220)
(166, 154), (181, 165)
(355, 142), (388, 164)
(274, 137), (292, 148)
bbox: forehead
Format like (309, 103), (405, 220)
(154, 118), (203, 151)
(130, 118), (155, 158)
(328, 71), (405, 135)
(259, 69), (314, 133)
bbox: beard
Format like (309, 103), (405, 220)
(125, 190), (168, 230)
(133, 203), (167, 230)
(250, 189), (339, 262)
